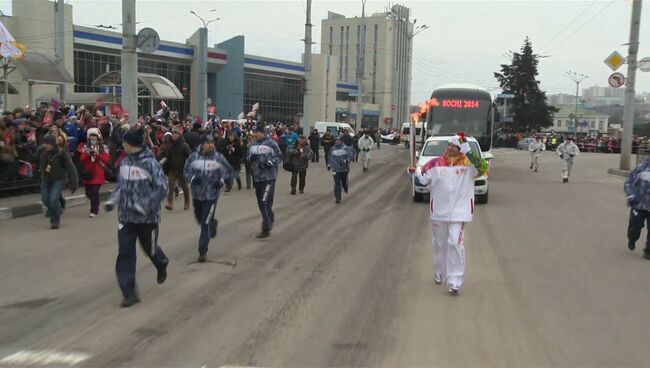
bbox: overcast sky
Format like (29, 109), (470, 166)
(2, 0), (649, 104)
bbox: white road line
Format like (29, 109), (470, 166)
(0, 350), (91, 366)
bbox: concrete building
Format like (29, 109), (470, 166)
(582, 86), (625, 106)
(310, 4), (414, 130)
(0, 0), (307, 124)
(542, 106), (610, 135)
(548, 93), (577, 106)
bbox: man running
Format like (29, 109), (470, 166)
(557, 136), (580, 183)
(104, 128), (169, 308)
(247, 123), (283, 239)
(528, 135), (545, 172)
(358, 130), (375, 172)
(184, 135), (233, 262)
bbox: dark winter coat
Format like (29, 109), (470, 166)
(286, 143), (313, 172)
(218, 138), (244, 170)
(246, 136), (283, 182)
(38, 146), (79, 190)
(160, 137), (192, 173)
(183, 148), (233, 201)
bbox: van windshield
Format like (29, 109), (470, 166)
(422, 140), (480, 157)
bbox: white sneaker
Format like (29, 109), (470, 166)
(448, 286), (460, 295)
(89, 213), (97, 218)
(434, 273), (443, 285)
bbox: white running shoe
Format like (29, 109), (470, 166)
(434, 273), (443, 285)
(89, 213), (97, 218)
(448, 287), (459, 295)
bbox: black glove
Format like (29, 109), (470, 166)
(628, 198), (639, 208)
(560, 154), (564, 159)
(104, 202), (115, 212)
(569, 154), (575, 158)
(327, 166), (331, 171)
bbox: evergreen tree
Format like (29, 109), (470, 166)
(494, 37), (558, 132)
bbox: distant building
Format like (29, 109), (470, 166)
(548, 94), (577, 106)
(582, 86), (624, 106)
(310, 4), (414, 129)
(542, 106), (610, 134)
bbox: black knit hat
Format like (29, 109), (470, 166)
(123, 128), (145, 147)
(42, 134), (57, 146)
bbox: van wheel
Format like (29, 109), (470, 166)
(476, 192), (488, 204)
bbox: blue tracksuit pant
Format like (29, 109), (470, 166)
(116, 223), (168, 298)
(254, 180), (276, 231)
(193, 199), (218, 256)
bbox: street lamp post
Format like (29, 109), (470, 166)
(565, 71), (588, 137)
(190, 10), (220, 122)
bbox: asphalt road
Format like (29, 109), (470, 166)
(0, 145), (648, 367)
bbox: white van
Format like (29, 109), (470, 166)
(401, 121), (427, 148)
(313, 122), (355, 138)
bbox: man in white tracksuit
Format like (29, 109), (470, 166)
(408, 132), (488, 295)
(556, 137), (580, 183)
(357, 131), (375, 172)
(528, 136), (546, 172)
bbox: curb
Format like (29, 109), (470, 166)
(607, 168), (630, 178)
(0, 190), (113, 221)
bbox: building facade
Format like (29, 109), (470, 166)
(1, 0), (307, 124)
(582, 86), (625, 106)
(542, 106), (610, 135)
(311, 4), (414, 130)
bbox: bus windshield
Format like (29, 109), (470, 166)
(428, 89), (493, 151)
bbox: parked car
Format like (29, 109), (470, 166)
(412, 136), (490, 204)
(517, 138), (535, 151)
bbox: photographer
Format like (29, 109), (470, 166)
(79, 128), (110, 218)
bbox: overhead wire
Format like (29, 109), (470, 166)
(537, 0), (598, 53)
(545, 0), (617, 55)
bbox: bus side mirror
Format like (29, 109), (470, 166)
(416, 152), (420, 158)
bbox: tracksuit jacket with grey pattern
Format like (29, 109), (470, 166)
(246, 137), (283, 182)
(108, 147), (168, 224)
(625, 158), (650, 211)
(183, 149), (234, 201)
(328, 143), (355, 173)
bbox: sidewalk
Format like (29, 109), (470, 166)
(0, 183), (118, 220)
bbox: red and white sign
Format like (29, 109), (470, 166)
(608, 72), (625, 88)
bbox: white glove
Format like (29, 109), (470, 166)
(448, 136), (461, 147)
(459, 142), (471, 155)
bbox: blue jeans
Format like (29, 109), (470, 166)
(41, 180), (66, 225)
(333, 171), (349, 202)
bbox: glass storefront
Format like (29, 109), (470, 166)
(244, 72), (303, 124)
(73, 50), (191, 117)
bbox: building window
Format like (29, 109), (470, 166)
(336, 91), (356, 102)
(590, 121), (595, 129)
(73, 49), (190, 116)
(244, 72), (303, 124)
(600, 122), (605, 131)
(345, 26), (349, 81)
(372, 24), (378, 104)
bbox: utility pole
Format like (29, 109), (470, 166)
(565, 71), (588, 136)
(55, 0), (66, 102)
(121, 0), (138, 125)
(190, 10), (219, 123)
(620, 0), (643, 171)
(301, 0), (313, 134)
(355, 0), (367, 129)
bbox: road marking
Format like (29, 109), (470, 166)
(0, 350), (91, 366)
